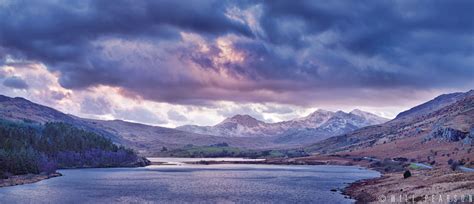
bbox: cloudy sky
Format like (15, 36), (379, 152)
(0, 0), (473, 127)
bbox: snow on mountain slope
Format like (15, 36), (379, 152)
(350, 109), (390, 125)
(177, 109), (389, 139)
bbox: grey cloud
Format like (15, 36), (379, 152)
(114, 107), (167, 125)
(167, 110), (188, 122)
(49, 91), (69, 101)
(2, 76), (29, 89)
(216, 105), (267, 122)
(261, 105), (294, 114)
(80, 96), (113, 115)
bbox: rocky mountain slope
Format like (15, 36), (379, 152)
(306, 90), (474, 165)
(177, 109), (389, 143)
(395, 90), (474, 119)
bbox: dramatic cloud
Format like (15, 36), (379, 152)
(0, 0), (473, 125)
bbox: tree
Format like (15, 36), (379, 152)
(0, 120), (142, 177)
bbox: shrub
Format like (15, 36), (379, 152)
(403, 170), (412, 179)
(450, 161), (460, 171)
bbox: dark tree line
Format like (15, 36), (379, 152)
(0, 120), (142, 178)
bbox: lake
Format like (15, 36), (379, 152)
(0, 158), (379, 203)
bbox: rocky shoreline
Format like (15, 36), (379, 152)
(171, 155), (474, 203)
(343, 169), (474, 203)
(284, 155), (474, 203)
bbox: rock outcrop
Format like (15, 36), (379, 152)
(429, 127), (468, 142)
(463, 128), (474, 145)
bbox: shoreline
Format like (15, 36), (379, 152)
(263, 156), (473, 203)
(342, 168), (474, 203)
(0, 172), (62, 188)
(0, 166), (147, 188)
(158, 156), (474, 203)
(341, 175), (383, 203)
(5, 156), (472, 203)
(0, 157), (151, 188)
(152, 156), (382, 203)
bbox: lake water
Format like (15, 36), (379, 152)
(147, 157), (266, 165)
(0, 158), (379, 203)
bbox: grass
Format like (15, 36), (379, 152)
(409, 163), (432, 170)
(158, 145), (308, 158)
(409, 163), (423, 170)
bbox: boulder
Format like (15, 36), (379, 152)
(463, 128), (474, 145)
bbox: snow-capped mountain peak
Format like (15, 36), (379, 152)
(177, 108), (389, 139)
(349, 109), (389, 124)
(294, 109), (335, 128)
(306, 109), (334, 119)
(349, 109), (365, 115)
(220, 114), (264, 127)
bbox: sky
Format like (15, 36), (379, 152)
(0, 0), (473, 128)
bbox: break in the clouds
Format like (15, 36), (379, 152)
(0, 0), (473, 126)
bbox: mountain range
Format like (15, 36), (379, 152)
(0, 94), (387, 155)
(1, 89), (472, 159)
(177, 109), (388, 144)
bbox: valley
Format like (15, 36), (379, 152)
(1, 90), (473, 203)
(0, 94), (388, 156)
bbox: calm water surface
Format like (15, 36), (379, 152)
(0, 158), (379, 203)
(147, 157), (265, 165)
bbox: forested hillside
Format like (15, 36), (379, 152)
(0, 120), (148, 178)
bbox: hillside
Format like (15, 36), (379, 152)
(0, 95), (277, 155)
(395, 90), (474, 119)
(306, 90), (474, 166)
(80, 119), (275, 155)
(0, 120), (148, 179)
